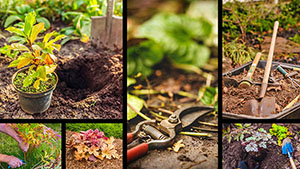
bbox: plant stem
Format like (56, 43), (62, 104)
(179, 132), (212, 137)
(192, 127), (218, 132)
(127, 102), (151, 120)
(198, 121), (218, 127)
(149, 111), (168, 120)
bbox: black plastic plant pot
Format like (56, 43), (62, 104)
(12, 67), (58, 114)
(223, 61), (300, 119)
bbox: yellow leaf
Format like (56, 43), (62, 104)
(17, 58), (32, 69)
(46, 64), (57, 74)
(33, 79), (40, 89)
(30, 23), (44, 43)
(10, 43), (29, 51)
(80, 34), (89, 43)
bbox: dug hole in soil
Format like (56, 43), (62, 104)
(223, 67), (300, 116)
(66, 131), (123, 169)
(0, 41), (123, 119)
(222, 123), (300, 169)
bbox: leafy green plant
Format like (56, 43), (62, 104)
(223, 38), (256, 65)
(269, 124), (291, 146)
(0, 44), (19, 59)
(222, 123), (251, 143)
(68, 129), (120, 161)
(4, 4), (50, 29)
(242, 128), (276, 152)
(138, 13), (212, 68)
(6, 12), (65, 92)
(127, 40), (164, 77)
(114, 2), (123, 17)
(60, 11), (91, 44)
(289, 34), (300, 44)
(9, 123), (61, 168)
(198, 86), (218, 110)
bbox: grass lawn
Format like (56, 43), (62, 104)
(66, 123), (123, 138)
(0, 123), (61, 169)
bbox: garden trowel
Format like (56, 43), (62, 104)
(282, 137), (297, 169)
(242, 21), (279, 117)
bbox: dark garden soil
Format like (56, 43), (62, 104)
(222, 123), (300, 169)
(66, 130), (123, 169)
(0, 38), (123, 119)
(127, 60), (218, 169)
(223, 67), (300, 116)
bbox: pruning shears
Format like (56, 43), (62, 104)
(127, 105), (215, 163)
(8, 159), (26, 169)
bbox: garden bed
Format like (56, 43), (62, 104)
(66, 130), (123, 169)
(222, 123), (300, 169)
(223, 63), (300, 116)
(0, 39), (123, 119)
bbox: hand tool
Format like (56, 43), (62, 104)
(283, 94), (300, 111)
(8, 159), (26, 168)
(239, 52), (262, 88)
(243, 21), (279, 117)
(223, 77), (281, 88)
(276, 65), (300, 88)
(127, 105), (214, 163)
(282, 137), (297, 169)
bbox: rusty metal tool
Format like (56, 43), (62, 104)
(243, 21), (279, 117)
(223, 77), (281, 88)
(282, 137), (297, 169)
(127, 106), (214, 163)
(239, 52), (262, 88)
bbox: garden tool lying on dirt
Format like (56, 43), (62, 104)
(239, 52), (262, 88)
(283, 94), (300, 111)
(243, 21), (279, 117)
(276, 65), (300, 88)
(127, 105), (214, 163)
(282, 137), (297, 169)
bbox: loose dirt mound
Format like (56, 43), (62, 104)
(222, 123), (300, 169)
(66, 130), (123, 169)
(0, 41), (123, 119)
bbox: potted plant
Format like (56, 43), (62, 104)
(6, 12), (65, 114)
(241, 128), (276, 162)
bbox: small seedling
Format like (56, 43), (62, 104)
(6, 12), (65, 92)
(242, 128), (276, 152)
(269, 123), (291, 146)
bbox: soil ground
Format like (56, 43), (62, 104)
(66, 130), (123, 169)
(127, 60), (218, 169)
(223, 66), (300, 116)
(0, 29), (123, 119)
(222, 123), (300, 169)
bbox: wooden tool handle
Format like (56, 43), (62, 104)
(259, 21), (279, 98)
(246, 52), (262, 79)
(127, 143), (149, 163)
(290, 157), (297, 169)
(283, 94), (300, 110)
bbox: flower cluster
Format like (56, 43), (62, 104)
(242, 128), (276, 152)
(69, 129), (120, 161)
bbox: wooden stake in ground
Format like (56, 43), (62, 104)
(91, 0), (123, 49)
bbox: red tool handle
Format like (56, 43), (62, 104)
(127, 133), (134, 144)
(127, 143), (149, 163)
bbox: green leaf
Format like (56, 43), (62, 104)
(37, 17), (50, 29)
(127, 77), (136, 87)
(30, 23), (44, 43)
(23, 73), (34, 87)
(36, 66), (47, 81)
(9, 43), (29, 51)
(8, 36), (25, 43)
(45, 34), (66, 48)
(6, 27), (24, 36)
(8, 59), (20, 68)
(24, 12), (36, 36)
(127, 93), (144, 120)
(4, 15), (23, 28)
